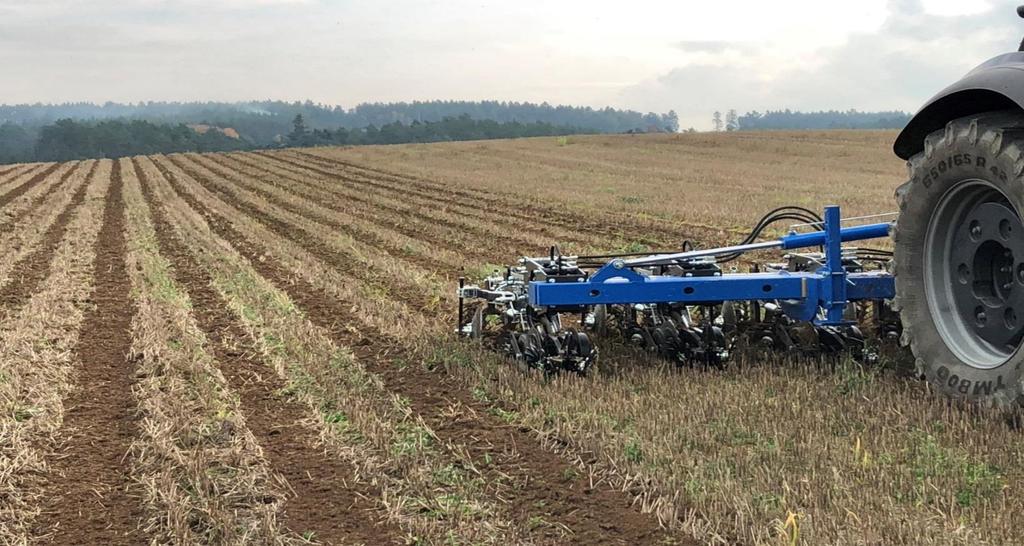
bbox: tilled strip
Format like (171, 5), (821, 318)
(229, 152), (562, 252)
(152, 156), (443, 314)
(0, 163), (63, 209)
(174, 153), (455, 298)
(0, 163), (42, 193)
(290, 149), (744, 246)
(138, 155), (518, 542)
(33, 161), (147, 544)
(210, 152), (508, 267)
(0, 162), (112, 544)
(135, 158), (406, 545)
(284, 150), (691, 245)
(162, 154), (679, 544)
(266, 150), (601, 247)
(182, 153), (470, 275)
(0, 163), (29, 180)
(1, 162), (80, 232)
(0, 162), (96, 313)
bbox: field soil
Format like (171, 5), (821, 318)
(0, 132), (1019, 546)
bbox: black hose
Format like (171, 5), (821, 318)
(578, 206), (837, 266)
(716, 209), (824, 263)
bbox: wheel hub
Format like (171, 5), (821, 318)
(945, 199), (1024, 360)
(923, 180), (1024, 369)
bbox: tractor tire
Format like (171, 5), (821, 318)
(895, 111), (1024, 406)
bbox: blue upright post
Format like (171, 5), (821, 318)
(821, 205), (849, 324)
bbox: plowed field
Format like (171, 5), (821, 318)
(1, 132), (1020, 546)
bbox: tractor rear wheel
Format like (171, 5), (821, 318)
(895, 112), (1024, 405)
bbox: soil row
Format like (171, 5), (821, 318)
(260, 151), (608, 250)
(32, 160), (147, 544)
(212, 152), (538, 269)
(153, 153), (678, 544)
(0, 163), (32, 181)
(0, 163), (95, 297)
(135, 157), (405, 544)
(184, 153), (471, 275)
(135, 154), (518, 542)
(3, 163), (82, 229)
(121, 158), (300, 544)
(0, 162), (96, 316)
(286, 149), (722, 246)
(0, 161), (132, 544)
(161, 155), (447, 314)
(231, 151), (581, 253)
(0, 163), (63, 209)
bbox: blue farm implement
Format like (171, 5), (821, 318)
(457, 6), (1024, 406)
(458, 206), (897, 373)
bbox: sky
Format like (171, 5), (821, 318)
(0, 0), (1020, 128)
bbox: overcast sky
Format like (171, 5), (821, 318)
(0, 0), (1020, 128)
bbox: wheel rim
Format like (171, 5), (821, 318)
(924, 179), (1024, 369)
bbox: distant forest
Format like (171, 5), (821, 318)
(733, 109), (912, 130)
(0, 100), (915, 165)
(5, 115), (591, 163)
(0, 100), (679, 164)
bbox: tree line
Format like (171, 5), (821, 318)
(284, 113), (587, 148)
(711, 109), (912, 131)
(0, 114), (594, 164)
(0, 100), (678, 146)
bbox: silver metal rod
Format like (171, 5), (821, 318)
(623, 240), (783, 267)
(789, 211), (898, 229)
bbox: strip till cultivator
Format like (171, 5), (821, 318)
(459, 206), (898, 373)
(460, 6), (1024, 406)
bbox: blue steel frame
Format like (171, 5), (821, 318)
(528, 206), (895, 325)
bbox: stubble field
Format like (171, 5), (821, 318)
(0, 132), (1021, 546)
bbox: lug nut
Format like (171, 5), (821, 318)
(971, 225), (983, 238)
(977, 310), (987, 324)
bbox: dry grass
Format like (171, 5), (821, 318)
(0, 164), (29, 186)
(192, 153), (471, 278)
(434, 344), (1022, 545)
(0, 162), (89, 291)
(5, 131), (1021, 545)
(0, 162), (109, 543)
(121, 159), (293, 544)
(0, 164), (48, 193)
(136, 155), (521, 543)
(284, 131), (1024, 545)
(309, 131), (906, 245)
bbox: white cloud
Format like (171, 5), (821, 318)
(617, 0), (1020, 129)
(0, 0), (1016, 122)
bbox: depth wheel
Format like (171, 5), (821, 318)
(895, 112), (1024, 405)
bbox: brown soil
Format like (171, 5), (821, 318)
(161, 156), (439, 311)
(281, 150), (689, 246)
(33, 161), (147, 544)
(0, 163), (96, 311)
(242, 152), (577, 253)
(173, 154), (451, 275)
(0, 163), (63, 209)
(4, 163), (82, 230)
(156, 156), (690, 545)
(201, 153), (506, 270)
(0, 164), (24, 179)
(134, 159), (406, 545)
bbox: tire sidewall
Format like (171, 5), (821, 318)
(896, 123), (1024, 404)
